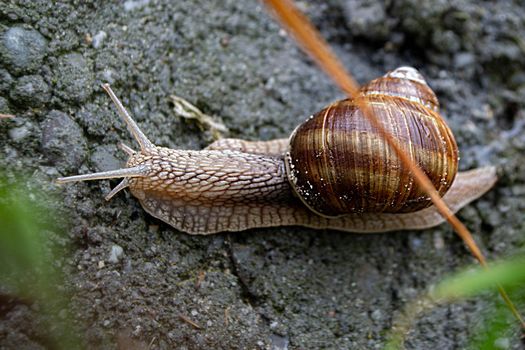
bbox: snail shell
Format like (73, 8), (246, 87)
(285, 67), (459, 216)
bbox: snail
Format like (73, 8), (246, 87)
(57, 67), (497, 235)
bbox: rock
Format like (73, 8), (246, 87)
(108, 245), (124, 263)
(0, 26), (48, 75)
(91, 31), (107, 49)
(431, 29), (461, 53)
(341, 0), (391, 41)
(0, 69), (14, 93)
(0, 96), (10, 114)
(124, 0), (151, 12)
(269, 334), (289, 350)
(9, 75), (51, 108)
(453, 52), (476, 69)
(54, 53), (94, 103)
(41, 110), (87, 172)
(90, 145), (123, 172)
(8, 124), (31, 142)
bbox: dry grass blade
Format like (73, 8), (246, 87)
(179, 314), (202, 329)
(263, 0), (524, 329)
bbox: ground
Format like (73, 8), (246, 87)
(0, 0), (525, 349)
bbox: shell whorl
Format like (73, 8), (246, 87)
(360, 66), (440, 113)
(285, 67), (459, 217)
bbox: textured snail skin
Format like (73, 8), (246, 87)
(56, 74), (497, 235)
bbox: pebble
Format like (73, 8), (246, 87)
(90, 145), (123, 172)
(370, 309), (383, 322)
(41, 110), (87, 172)
(341, 0), (389, 41)
(91, 31), (107, 49)
(432, 30), (461, 53)
(54, 53), (94, 103)
(0, 26), (48, 75)
(8, 125), (31, 142)
(0, 96), (10, 114)
(0, 69), (13, 93)
(143, 262), (155, 271)
(124, 0), (150, 12)
(270, 334), (289, 350)
(108, 245), (124, 263)
(10, 75), (51, 108)
(453, 52), (476, 69)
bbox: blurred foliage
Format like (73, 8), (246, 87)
(0, 174), (81, 349)
(385, 256), (525, 350)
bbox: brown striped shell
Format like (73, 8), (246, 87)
(285, 67), (459, 217)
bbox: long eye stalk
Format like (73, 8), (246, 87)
(102, 84), (154, 152)
(56, 165), (149, 184)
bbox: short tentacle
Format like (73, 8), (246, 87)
(105, 178), (130, 201)
(119, 143), (136, 156)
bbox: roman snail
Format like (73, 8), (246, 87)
(57, 67), (497, 235)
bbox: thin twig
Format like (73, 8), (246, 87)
(179, 314), (202, 329)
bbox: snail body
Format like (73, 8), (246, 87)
(57, 67), (497, 235)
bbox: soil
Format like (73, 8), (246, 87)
(1, 0), (524, 349)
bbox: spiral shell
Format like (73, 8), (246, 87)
(285, 67), (459, 217)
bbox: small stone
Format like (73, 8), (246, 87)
(453, 52), (475, 69)
(0, 96), (10, 114)
(91, 31), (107, 49)
(101, 68), (116, 84)
(433, 232), (445, 250)
(143, 262), (155, 271)
(341, 0), (390, 41)
(54, 53), (94, 103)
(0, 26), (48, 75)
(108, 245), (124, 263)
(431, 30), (461, 53)
(8, 125), (31, 142)
(90, 145), (123, 172)
(98, 261), (105, 269)
(270, 334), (289, 350)
(370, 309), (383, 321)
(0, 69), (14, 93)
(10, 75), (51, 108)
(124, 0), (150, 12)
(41, 110), (87, 172)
